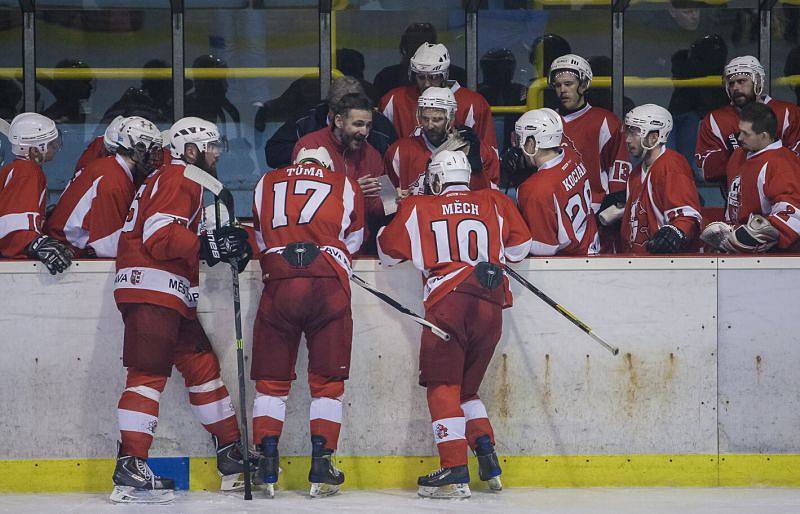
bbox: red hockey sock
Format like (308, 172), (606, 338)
(309, 373), (344, 451)
(253, 379), (292, 444)
(427, 383), (468, 468)
(118, 368), (167, 459)
(461, 396), (495, 449)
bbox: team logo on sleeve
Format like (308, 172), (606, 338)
(131, 269), (143, 285)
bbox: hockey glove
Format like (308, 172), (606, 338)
(200, 226), (251, 268)
(27, 235), (73, 275)
(597, 190), (626, 227)
(455, 125), (483, 174)
(646, 225), (688, 254)
(499, 146), (533, 188)
(699, 221), (734, 252)
(726, 214), (780, 253)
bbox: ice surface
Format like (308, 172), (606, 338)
(2, 488), (800, 514)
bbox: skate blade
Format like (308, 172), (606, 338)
(417, 483), (471, 499)
(309, 482), (340, 498)
(109, 486), (175, 504)
(486, 476), (503, 491)
(219, 468), (267, 492)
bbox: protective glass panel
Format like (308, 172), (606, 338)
(185, 1), (318, 216)
(333, 0), (466, 104)
(478, 1), (612, 150)
(625, 0), (758, 205)
(0, 3), (21, 164)
(771, 2), (800, 104)
(35, 4), (172, 196)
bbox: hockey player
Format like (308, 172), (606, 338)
(46, 116), (162, 257)
(380, 42), (497, 149)
(0, 112), (73, 274)
(619, 105), (702, 254)
(377, 151), (532, 498)
(515, 108), (600, 256)
(291, 93), (384, 252)
(695, 55), (800, 186)
(110, 116), (254, 504)
(74, 115), (126, 174)
(250, 146), (365, 498)
(384, 86), (499, 197)
(701, 102), (800, 252)
(549, 54), (631, 213)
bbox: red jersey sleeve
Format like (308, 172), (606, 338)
(343, 176), (366, 254)
(605, 122), (632, 194)
(87, 179), (133, 257)
(492, 191), (532, 261)
(695, 114), (729, 183)
(472, 96), (498, 150)
(764, 167), (800, 248)
(653, 165), (702, 241)
(141, 173), (201, 262)
(470, 142), (500, 191)
(517, 179), (561, 256)
(0, 162), (46, 258)
(376, 198), (416, 266)
(383, 141), (401, 188)
(780, 104), (800, 156)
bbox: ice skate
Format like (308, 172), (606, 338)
(417, 465), (471, 498)
(308, 435), (344, 498)
(109, 447), (175, 504)
(475, 435), (502, 491)
(259, 436), (281, 498)
(213, 436), (260, 492)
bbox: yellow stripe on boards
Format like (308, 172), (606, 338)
(2, 454), (800, 493)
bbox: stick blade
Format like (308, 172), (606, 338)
(183, 164), (223, 196)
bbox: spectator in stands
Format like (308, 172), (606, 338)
(42, 59), (94, 124)
(373, 22), (467, 99)
(184, 54), (240, 127)
(619, 104), (702, 254)
(528, 33), (571, 111)
(701, 103), (800, 253)
(265, 76), (397, 169)
(783, 46), (800, 104)
(291, 93), (386, 253)
(337, 48), (380, 106)
(695, 55), (800, 189)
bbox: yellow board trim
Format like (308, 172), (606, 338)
(2, 454), (799, 493)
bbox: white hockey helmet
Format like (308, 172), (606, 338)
(117, 116), (163, 152)
(515, 108), (563, 157)
(548, 53), (593, 88)
(410, 42), (450, 80)
(103, 116), (127, 154)
(624, 104), (673, 150)
(724, 55), (765, 97)
(168, 117), (227, 159)
(427, 150), (471, 195)
(9, 112), (60, 158)
(417, 86), (458, 120)
(294, 146), (335, 171)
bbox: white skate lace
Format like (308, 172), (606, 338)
(135, 458), (156, 489)
(426, 468), (445, 478)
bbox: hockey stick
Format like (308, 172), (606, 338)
(350, 273), (451, 341)
(503, 264), (620, 356)
(185, 164), (254, 500)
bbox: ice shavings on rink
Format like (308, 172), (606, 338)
(2, 488), (800, 514)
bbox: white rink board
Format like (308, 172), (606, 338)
(0, 257), (795, 460)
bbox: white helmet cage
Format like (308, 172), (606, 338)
(417, 86), (458, 124)
(9, 112), (60, 159)
(294, 146), (335, 171)
(117, 116), (164, 172)
(103, 116), (127, 154)
(427, 150), (472, 195)
(409, 42), (451, 81)
(724, 55), (765, 98)
(624, 104), (673, 151)
(168, 116), (227, 160)
(514, 108), (564, 158)
(549, 53), (593, 89)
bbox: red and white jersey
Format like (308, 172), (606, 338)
(725, 141), (800, 250)
(74, 136), (108, 175)
(695, 97), (800, 183)
(383, 133), (499, 195)
(377, 186), (531, 309)
(380, 82), (498, 148)
(620, 147), (702, 254)
(517, 148), (600, 256)
(114, 161), (204, 318)
(561, 103), (631, 209)
(252, 161), (365, 293)
(46, 155), (135, 257)
(0, 159), (47, 258)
